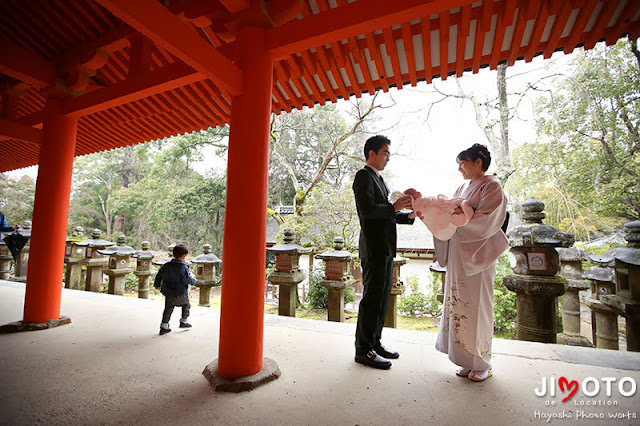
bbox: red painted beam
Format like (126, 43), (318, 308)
(267, 0), (477, 59)
(218, 0), (250, 14)
(95, 0), (243, 96)
(63, 62), (205, 118)
(0, 118), (43, 145)
(0, 40), (57, 88)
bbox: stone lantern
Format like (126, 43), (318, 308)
(503, 198), (574, 343)
(556, 247), (592, 347)
(266, 228), (310, 317)
(429, 262), (446, 303)
(14, 220), (32, 281)
(192, 244), (222, 307)
(132, 241), (155, 299)
(315, 237), (352, 322)
(98, 235), (135, 296)
(153, 244), (176, 267)
(64, 226), (87, 290)
(583, 266), (618, 349)
(0, 239), (11, 280)
(593, 220), (640, 352)
(78, 229), (114, 292)
(384, 257), (408, 328)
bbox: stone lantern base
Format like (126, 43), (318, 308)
(384, 285), (404, 328)
(600, 295), (640, 352)
(0, 254), (13, 280)
(557, 278), (593, 347)
(503, 274), (566, 343)
(64, 258), (84, 290)
(319, 279), (349, 322)
(195, 280), (219, 307)
(584, 298), (619, 350)
(104, 268), (133, 296)
(267, 270), (305, 317)
(134, 270), (153, 299)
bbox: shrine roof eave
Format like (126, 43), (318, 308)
(0, 0), (638, 173)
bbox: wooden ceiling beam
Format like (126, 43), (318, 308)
(0, 117), (43, 145)
(0, 40), (57, 88)
(64, 62), (204, 118)
(267, 0), (476, 59)
(95, 0), (242, 96)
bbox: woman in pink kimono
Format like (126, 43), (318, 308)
(430, 144), (508, 382)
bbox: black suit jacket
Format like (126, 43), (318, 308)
(352, 165), (414, 259)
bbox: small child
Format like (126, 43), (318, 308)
(153, 244), (196, 335)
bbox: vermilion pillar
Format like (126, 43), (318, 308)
(217, 27), (274, 377)
(23, 97), (78, 323)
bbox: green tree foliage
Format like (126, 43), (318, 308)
(398, 274), (441, 318)
(70, 145), (152, 236)
(280, 182), (360, 252)
(0, 174), (35, 225)
(508, 38), (640, 238)
(493, 253), (517, 334)
(111, 140), (227, 253)
(67, 127), (228, 255)
(269, 96), (381, 214)
(305, 267), (356, 309)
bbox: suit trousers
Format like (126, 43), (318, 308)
(355, 255), (394, 355)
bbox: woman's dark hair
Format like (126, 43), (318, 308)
(456, 143), (491, 171)
(173, 244), (189, 258)
(364, 135), (390, 159)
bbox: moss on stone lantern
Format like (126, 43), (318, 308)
(315, 237), (353, 322)
(192, 244), (222, 307)
(503, 198), (573, 343)
(266, 228), (311, 317)
(98, 235), (135, 296)
(77, 229), (114, 292)
(132, 241), (155, 299)
(64, 226), (87, 290)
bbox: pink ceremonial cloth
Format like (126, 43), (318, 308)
(411, 195), (474, 241)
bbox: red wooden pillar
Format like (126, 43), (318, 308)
(23, 97), (78, 323)
(217, 27), (274, 378)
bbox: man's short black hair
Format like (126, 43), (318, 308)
(364, 135), (390, 160)
(173, 244), (189, 258)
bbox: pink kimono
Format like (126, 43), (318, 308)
(433, 175), (509, 371)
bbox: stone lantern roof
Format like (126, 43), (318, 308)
(192, 244), (221, 265)
(583, 266), (615, 282)
(508, 198), (574, 248)
(315, 237), (352, 262)
(66, 226), (87, 243)
(267, 228), (311, 255)
(132, 241), (155, 260)
(556, 247), (587, 262)
(98, 235), (135, 256)
(589, 221), (640, 267)
(76, 229), (114, 249)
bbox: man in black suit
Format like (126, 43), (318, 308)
(352, 135), (419, 370)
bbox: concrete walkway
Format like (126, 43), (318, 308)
(1, 280), (639, 425)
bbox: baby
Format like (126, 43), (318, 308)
(390, 191), (473, 241)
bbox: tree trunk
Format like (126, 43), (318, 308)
(495, 63), (514, 186)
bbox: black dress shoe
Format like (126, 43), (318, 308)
(355, 350), (392, 370)
(374, 343), (399, 359)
